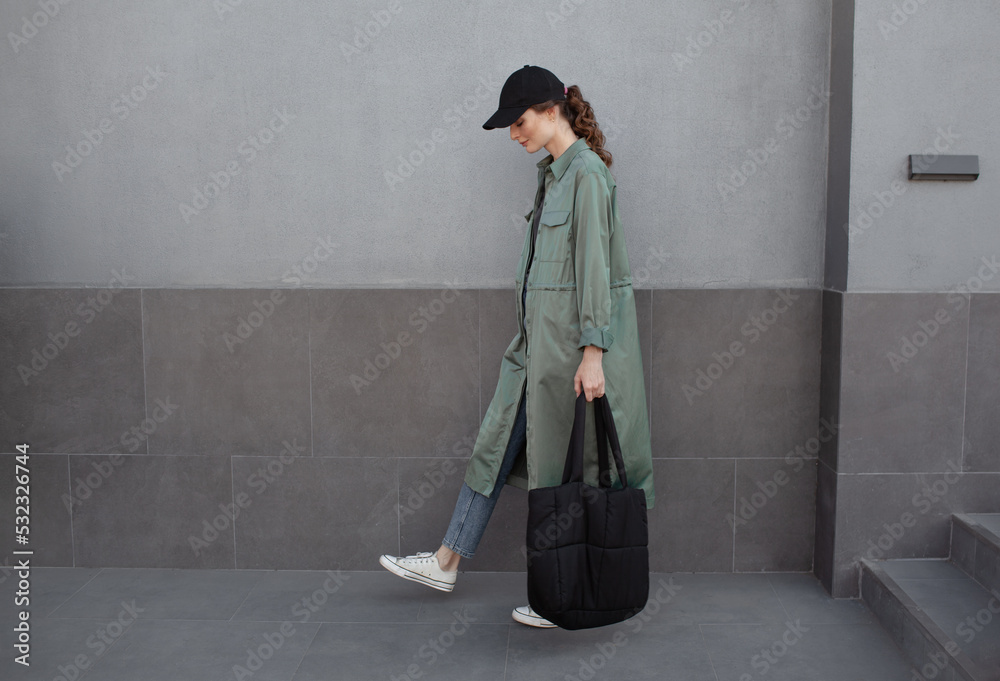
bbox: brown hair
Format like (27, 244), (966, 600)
(530, 85), (612, 168)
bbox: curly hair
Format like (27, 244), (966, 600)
(530, 85), (612, 168)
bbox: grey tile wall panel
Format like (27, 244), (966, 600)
(0, 289), (145, 454)
(964, 293), (1000, 472)
(142, 289), (311, 457)
(646, 458), (735, 572)
(839, 293), (968, 474)
(650, 289), (821, 460)
(310, 289), (479, 458)
(733, 457), (817, 572)
(232, 456), (396, 570)
(70, 454), (235, 568)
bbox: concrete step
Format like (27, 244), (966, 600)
(861, 558), (1000, 681)
(952, 514), (1000, 599)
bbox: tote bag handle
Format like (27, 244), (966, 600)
(561, 392), (629, 488)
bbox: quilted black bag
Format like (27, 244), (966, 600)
(526, 392), (649, 630)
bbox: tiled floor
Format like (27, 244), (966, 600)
(1, 567), (918, 680)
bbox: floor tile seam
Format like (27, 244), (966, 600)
(691, 622), (773, 628)
(72, 612), (140, 681)
(892, 576), (980, 583)
(46, 568), (107, 618)
(288, 623), (323, 681)
(695, 623), (723, 681)
(765, 573), (794, 622)
(226, 572), (268, 622)
(696, 621), (876, 628)
(501, 624), (511, 681)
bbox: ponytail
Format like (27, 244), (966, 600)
(530, 85), (613, 168)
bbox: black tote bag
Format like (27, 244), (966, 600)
(525, 392), (649, 630)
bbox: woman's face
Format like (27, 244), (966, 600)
(509, 106), (556, 153)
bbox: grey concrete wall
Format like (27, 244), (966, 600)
(0, 0), (831, 289)
(846, 0), (1000, 292)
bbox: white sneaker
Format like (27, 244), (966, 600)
(512, 605), (557, 628)
(379, 552), (456, 592)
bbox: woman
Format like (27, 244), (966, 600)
(380, 65), (654, 628)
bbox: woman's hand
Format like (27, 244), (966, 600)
(574, 345), (605, 401)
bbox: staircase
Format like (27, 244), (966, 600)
(861, 514), (1000, 681)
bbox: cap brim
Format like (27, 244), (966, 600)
(482, 106), (529, 130)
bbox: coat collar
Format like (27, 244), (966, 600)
(536, 137), (591, 181)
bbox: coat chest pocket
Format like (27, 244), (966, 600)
(536, 209), (572, 262)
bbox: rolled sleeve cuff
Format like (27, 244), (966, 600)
(578, 327), (614, 352)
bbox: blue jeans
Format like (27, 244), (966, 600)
(442, 385), (527, 559)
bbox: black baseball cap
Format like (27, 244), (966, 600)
(482, 65), (566, 130)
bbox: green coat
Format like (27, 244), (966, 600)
(464, 137), (655, 509)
